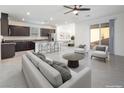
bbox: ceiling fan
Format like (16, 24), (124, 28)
(64, 5), (90, 15)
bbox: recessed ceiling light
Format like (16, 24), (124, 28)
(50, 17), (53, 21)
(22, 18), (25, 21)
(27, 12), (30, 15)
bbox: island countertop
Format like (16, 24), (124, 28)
(4, 37), (48, 43)
(3, 36), (48, 42)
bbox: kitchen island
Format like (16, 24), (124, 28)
(33, 41), (61, 53)
(3, 37), (48, 52)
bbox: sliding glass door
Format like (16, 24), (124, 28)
(90, 26), (100, 49)
(100, 26), (109, 45)
(90, 23), (109, 49)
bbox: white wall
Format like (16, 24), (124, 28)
(75, 23), (90, 49)
(114, 13), (124, 56)
(75, 13), (124, 56)
(56, 23), (75, 41)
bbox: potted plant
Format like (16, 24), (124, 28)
(71, 36), (75, 40)
(68, 36), (75, 46)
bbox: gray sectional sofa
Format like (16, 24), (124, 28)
(22, 51), (91, 88)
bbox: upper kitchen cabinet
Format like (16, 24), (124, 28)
(1, 13), (9, 36)
(40, 28), (55, 36)
(9, 25), (30, 36)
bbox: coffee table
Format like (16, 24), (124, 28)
(63, 53), (84, 68)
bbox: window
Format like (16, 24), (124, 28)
(90, 23), (109, 49)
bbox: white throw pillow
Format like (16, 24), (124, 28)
(38, 61), (63, 87)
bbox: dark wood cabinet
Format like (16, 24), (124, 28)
(40, 29), (49, 36)
(15, 42), (25, 51)
(40, 28), (55, 36)
(40, 28), (56, 41)
(9, 25), (30, 36)
(1, 13), (9, 36)
(4, 40), (35, 52)
(1, 43), (16, 59)
(1, 41), (34, 59)
(15, 41), (35, 52)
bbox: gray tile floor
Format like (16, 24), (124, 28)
(92, 55), (124, 88)
(0, 47), (124, 88)
(0, 51), (27, 88)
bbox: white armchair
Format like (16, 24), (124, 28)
(91, 45), (108, 62)
(74, 44), (87, 54)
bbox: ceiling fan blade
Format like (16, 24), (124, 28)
(64, 6), (73, 9)
(76, 8), (91, 11)
(64, 10), (74, 14)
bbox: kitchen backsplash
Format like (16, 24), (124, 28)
(3, 36), (48, 41)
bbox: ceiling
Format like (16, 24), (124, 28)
(0, 5), (124, 25)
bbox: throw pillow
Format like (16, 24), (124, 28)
(53, 60), (67, 68)
(33, 52), (46, 61)
(45, 57), (53, 65)
(96, 46), (106, 51)
(33, 52), (53, 65)
(79, 44), (86, 48)
(38, 61), (63, 88)
(51, 61), (72, 83)
(51, 64), (72, 83)
(35, 54), (72, 83)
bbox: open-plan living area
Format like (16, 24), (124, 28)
(0, 5), (124, 88)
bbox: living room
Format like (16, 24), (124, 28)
(0, 4), (124, 89)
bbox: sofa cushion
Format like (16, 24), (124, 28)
(33, 52), (53, 65)
(38, 61), (63, 88)
(22, 55), (53, 88)
(26, 51), (41, 67)
(92, 51), (107, 58)
(43, 59), (72, 83)
(75, 48), (85, 53)
(45, 57), (54, 65)
(33, 52), (46, 61)
(51, 62), (72, 83)
(53, 61), (67, 68)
